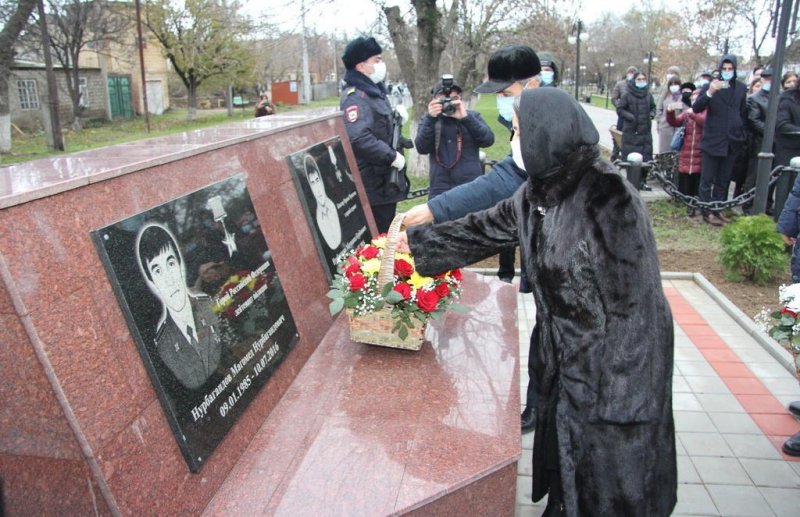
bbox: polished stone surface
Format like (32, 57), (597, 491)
(0, 111), (371, 514)
(0, 108), (339, 209)
(0, 111), (519, 515)
(204, 271), (520, 516)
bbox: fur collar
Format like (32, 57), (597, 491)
(525, 145), (600, 208)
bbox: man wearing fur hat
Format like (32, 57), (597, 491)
(340, 36), (408, 233)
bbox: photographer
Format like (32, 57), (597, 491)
(414, 75), (495, 199)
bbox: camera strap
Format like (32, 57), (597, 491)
(434, 119), (462, 169)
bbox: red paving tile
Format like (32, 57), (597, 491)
(724, 377), (771, 395)
(751, 413), (800, 436)
(736, 394), (792, 414)
(699, 348), (744, 363)
(668, 288), (800, 461)
(712, 362), (758, 378)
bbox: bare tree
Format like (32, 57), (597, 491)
(145, 0), (253, 120)
(28, 0), (131, 130)
(383, 0), (458, 124)
(0, 0), (38, 153)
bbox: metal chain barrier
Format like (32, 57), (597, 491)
(614, 155), (793, 212)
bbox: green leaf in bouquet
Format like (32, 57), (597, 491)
(428, 310), (441, 320)
(344, 296), (360, 308)
(385, 290), (404, 304)
(781, 314), (796, 326)
(771, 310), (783, 319)
(398, 324), (409, 340)
(381, 281), (395, 297)
(326, 289), (344, 300)
(792, 333), (800, 346)
(329, 297), (344, 315)
(449, 302), (469, 314)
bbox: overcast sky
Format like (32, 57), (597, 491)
(244, 0), (644, 37)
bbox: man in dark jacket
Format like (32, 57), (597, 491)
(405, 88), (677, 516)
(404, 45), (542, 435)
(744, 68), (772, 214)
(340, 36), (408, 233)
(610, 66), (638, 160)
(691, 54), (748, 226)
(414, 76), (494, 199)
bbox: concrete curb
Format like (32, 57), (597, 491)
(467, 268), (795, 375)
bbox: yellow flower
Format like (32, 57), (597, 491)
(408, 271), (433, 290)
(372, 236), (387, 249)
(395, 251), (414, 265)
(361, 258), (381, 276)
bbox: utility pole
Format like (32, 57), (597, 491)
(754, 0), (796, 213)
(134, 0), (150, 132)
(37, 0), (63, 151)
(300, 0), (311, 105)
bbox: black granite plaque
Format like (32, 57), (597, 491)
(287, 137), (370, 281)
(91, 174), (299, 472)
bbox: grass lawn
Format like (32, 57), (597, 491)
(1, 97), (341, 166)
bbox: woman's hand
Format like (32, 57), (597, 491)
(404, 204), (434, 226)
(396, 231), (410, 253)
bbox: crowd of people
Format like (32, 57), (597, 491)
(609, 57), (800, 227)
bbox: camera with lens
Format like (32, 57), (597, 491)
(436, 74), (457, 116)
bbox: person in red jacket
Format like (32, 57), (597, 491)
(667, 83), (706, 216)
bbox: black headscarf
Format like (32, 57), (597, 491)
(516, 88), (599, 179)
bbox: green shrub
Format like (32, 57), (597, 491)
(718, 214), (786, 285)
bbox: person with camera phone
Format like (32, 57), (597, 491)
(414, 74), (495, 199)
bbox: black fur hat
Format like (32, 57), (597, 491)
(342, 37), (382, 70)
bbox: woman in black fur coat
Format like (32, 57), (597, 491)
(404, 88), (676, 516)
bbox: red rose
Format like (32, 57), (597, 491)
(358, 245), (380, 259)
(348, 273), (366, 291)
(416, 289), (440, 313)
(394, 258), (414, 278)
(393, 282), (411, 300)
(781, 307), (797, 318)
(450, 269), (462, 281)
(433, 272), (447, 280)
(434, 282), (451, 298)
(345, 263), (361, 277)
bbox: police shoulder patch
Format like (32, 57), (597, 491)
(345, 105), (359, 123)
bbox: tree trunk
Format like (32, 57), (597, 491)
(0, 0), (39, 153)
(187, 77), (197, 121)
(70, 55), (83, 131)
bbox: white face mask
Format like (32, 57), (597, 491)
(627, 73), (634, 81)
(511, 138), (525, 171)
(497, 96), (515, 122)
(669, 84), (680, 94)
(368, 62), (387, 84)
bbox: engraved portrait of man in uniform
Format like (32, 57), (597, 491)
(136, 222), (222, 390)
(304, 152), (342, 250)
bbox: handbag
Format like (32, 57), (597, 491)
(670, 125), (685, 151)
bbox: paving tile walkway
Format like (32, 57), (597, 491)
(512, 277), (800, 517)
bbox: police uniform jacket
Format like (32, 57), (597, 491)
(340, 69), (405, 206)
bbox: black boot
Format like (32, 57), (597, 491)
(783, 431), (800, 457)
(789, 401), (800, 418)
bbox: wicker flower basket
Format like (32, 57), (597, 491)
(346, 213), (427, 351)
(346, 307), (426, 351)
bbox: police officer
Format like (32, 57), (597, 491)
(340, 36), (408, 234)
